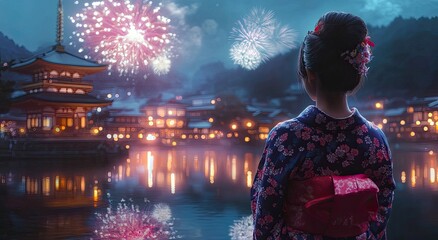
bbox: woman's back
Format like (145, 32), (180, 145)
(251, 12), (395, 240)
(251, 106), (395, 239)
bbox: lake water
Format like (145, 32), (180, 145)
(0, 143), (437, 240)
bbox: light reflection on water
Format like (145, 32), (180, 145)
(0, 144), (437, 239)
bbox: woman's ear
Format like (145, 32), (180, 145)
(305, 69), (317, 86)
(304, 69), (317, 101)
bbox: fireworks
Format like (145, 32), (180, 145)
(94, 200), (179, 239)
(230, 8), (297, 70)
(70, 0), (176, 75)
(152, 203), (172, 223)
(230, 42), (262, 71)
(152, 55), (171, 75)
(229, 215), (254, 240)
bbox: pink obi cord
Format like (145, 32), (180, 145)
(284, 174), (379, 238)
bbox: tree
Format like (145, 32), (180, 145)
(0, 60), (15, 114)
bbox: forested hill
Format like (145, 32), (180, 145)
(1, 16), (438, 101)
(364, 17), (438, 98)
(192, 17), (438, 101)
(0, 32), (31, 62)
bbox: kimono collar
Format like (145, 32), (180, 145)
(296, 105), (367, 131)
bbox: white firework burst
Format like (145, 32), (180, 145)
(245, 8), (276, 33)
(229, 8), (297, 70)
(270, 23), (297, 54)
(152, 55), (171, 75)
(152, 203), (172, 223)
(230, 42), (262, 70)
(229, 215), (254, 240)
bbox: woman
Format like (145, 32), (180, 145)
(251, 12), (395, 240)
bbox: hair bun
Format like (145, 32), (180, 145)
(317, 12), (367, 52)
(298, 12), (369, 93)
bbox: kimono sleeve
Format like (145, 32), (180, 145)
(367, 131), (396, 240)
(250, 123), (301, 240)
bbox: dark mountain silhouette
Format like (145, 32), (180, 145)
(192, 16), (438, 103)
(0, 32), (32, 62)
(0, 32), (32, 113)
(2, 16), (438, 107)
(364, 17), (438, 98)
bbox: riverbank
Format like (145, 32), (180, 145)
(0, 137), (128, 161)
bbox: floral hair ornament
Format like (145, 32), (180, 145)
(341, 36), (375, 76)
(313, 21), (323, 35)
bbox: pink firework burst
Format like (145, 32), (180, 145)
(70, 0), (175, 75)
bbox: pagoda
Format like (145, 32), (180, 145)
(10, 0), (111, 136)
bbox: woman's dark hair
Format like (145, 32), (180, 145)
(298, 12), (368, 93)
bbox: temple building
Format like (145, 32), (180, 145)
(9, 0), (111, 136)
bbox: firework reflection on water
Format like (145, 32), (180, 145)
(94, 196), (180, 239)
(229, 215), (253, 240)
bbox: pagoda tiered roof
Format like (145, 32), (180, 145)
(12, 92), (111, 108)
(11, 45), (107, 75)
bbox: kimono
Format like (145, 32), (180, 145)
(251, 106), (396, 240)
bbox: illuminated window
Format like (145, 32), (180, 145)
(60, 71), (71, 77)
(43, 116), (53, 130)
(168, 108), (176, 116)
(156, 119), (165, 128)
(50, 70), (58, 77)
(166, 119), (176, 128)
(28, 114), (41, 128)
(67, 118), (74, 127)
(72, 73), (80, 78)
(259, 127), (270, 133)
(80, 117), (86, 128)
(157, 107), (166, 117)
(177, 120), (184, 128)
(31, 117), (36, 127)
(75, 89), (85, 94)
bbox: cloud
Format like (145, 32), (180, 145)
(202, 19), (218, 35)
(165, 2), (198, 26)
(187, 26), (203, 47)
(362, 0), (402, 25)
(162, 1), (203, 68)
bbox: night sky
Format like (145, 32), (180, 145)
(1, 0), (438, 76)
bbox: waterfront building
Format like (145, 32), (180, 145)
(140, 98), (187, 145)
(248, 105), (293, 141)
(7, 0), (111, 137)
(380, 97), (438, 140)
(102, 94), (296, 145)
(102, 97), (143, 142)
(184, 94), (220, 142)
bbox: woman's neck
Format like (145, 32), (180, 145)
(315, 91), (352, 119)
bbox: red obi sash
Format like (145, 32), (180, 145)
(284, 174), (379, 238)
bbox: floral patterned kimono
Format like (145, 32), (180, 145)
(251, 106), (396, 240)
